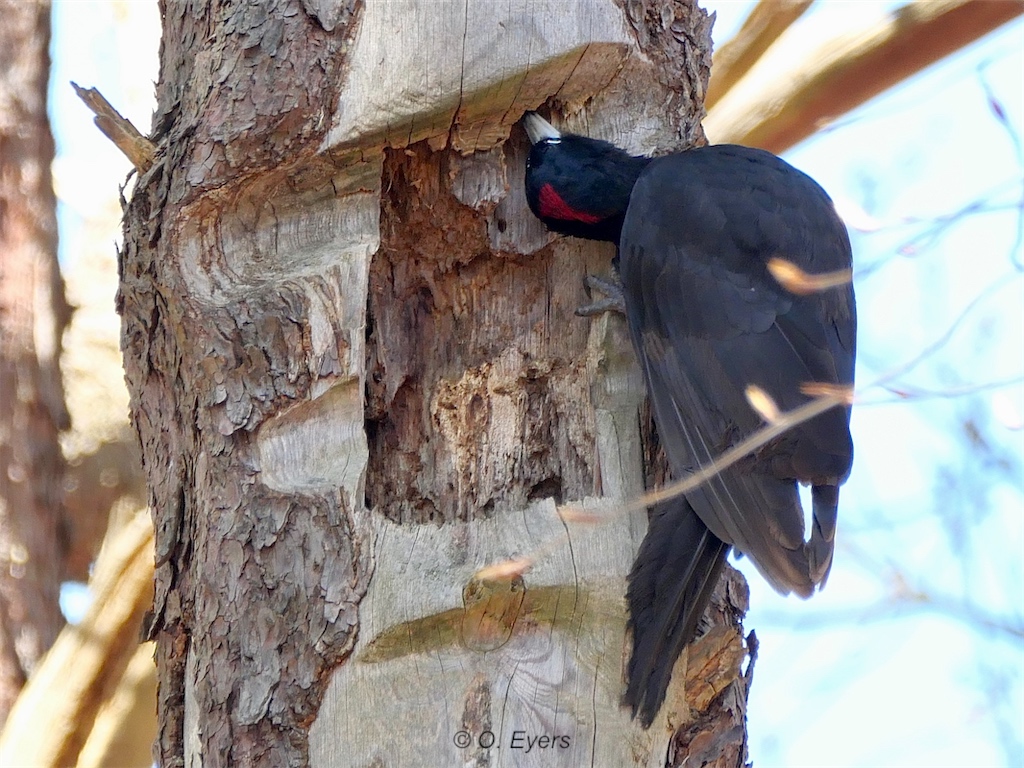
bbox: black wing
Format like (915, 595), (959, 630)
(620, 144), (856, 596)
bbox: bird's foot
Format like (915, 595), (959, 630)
(576, 274), (626, 317)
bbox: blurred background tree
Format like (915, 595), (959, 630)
(0, 0), (69, 728)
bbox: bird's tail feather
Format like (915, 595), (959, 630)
(809, 483), (839, 586)
(624, 496), (729, 726)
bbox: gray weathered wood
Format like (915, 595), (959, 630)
(122, 1), (746, 765)
(310, 498), (652, 767)
(323, 0), (633, 153)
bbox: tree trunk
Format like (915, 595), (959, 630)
(0, 0), (70, 728)
(125, 1), (749, 766)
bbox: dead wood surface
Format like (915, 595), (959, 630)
(115, 1), (749, 766)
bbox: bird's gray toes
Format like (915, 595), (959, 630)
(577, 274), (627, 316)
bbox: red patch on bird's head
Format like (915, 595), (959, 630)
(538, 183), (602, 224)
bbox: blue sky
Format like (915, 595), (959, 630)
(703, 3), (1024, 766)
(49, 2), (1023, 766)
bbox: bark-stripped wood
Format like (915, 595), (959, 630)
(119, 1), (749, 766)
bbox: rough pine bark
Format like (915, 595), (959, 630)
(0, 0), (70, 728)
(122, 1), (751, 766)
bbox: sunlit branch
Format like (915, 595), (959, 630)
(811, 40), (1023, 145)
(471, 386), (852, 582)
(704, 0), (1024, 154)
(767, 257), (853, 295)
(479, 354), (1017, 579)
(705, 0), (813, 111)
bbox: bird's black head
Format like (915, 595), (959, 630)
(523, 113), (650, 244)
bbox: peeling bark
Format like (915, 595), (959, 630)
(126, 4), (369, 765)
(123, 1), (748, 766)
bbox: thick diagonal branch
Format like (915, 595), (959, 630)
(705, 0), (1024, 153)
(705, 0), (813, 110)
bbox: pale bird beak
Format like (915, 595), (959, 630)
(523, 112), (562, 145)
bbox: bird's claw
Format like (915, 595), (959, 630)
(576, 274), (627, 317)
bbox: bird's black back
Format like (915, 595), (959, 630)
(621, 144), (855, 587)
(521, 121), (857, 726)
(619, 144), (856, 723)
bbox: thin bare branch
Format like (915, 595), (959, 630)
(757, 597), (1024, 641)
(868, 375), (1024, 404)
(855, 181), (1023, 281)
(705, 0), (1024, 154)
(71, 82), (155, 173)
(978, 62), (1024, 270)
(557, 387), (851, 523)
(869, 273), (1020, 386)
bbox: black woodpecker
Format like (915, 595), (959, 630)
(522, 112), (856, 726)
